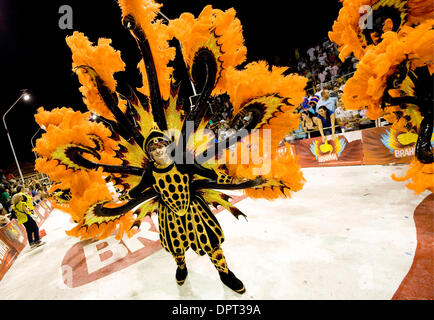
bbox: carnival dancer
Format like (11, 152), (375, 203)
(33, 0), (306, 293)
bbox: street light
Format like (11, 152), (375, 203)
(30, 127), (42, 159)
(30, 126), (50, 183)
(2, 89), (32, 185)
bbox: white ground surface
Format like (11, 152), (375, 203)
(0, 165), (429, 300)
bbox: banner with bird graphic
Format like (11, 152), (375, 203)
(362, 126), (433, 165)
(290, 132), (363, 167)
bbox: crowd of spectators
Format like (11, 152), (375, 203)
(296, 36), (359, 91)
(281, 36), (377, 143)
(206, 94), (233, 135)
(288, 85), (375, 143)
(0, 169), (50, 228)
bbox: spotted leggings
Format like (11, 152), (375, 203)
(158, 195), (229, 274)
(173, 246), (228, 274)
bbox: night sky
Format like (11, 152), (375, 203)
(0, 0), (341, 171)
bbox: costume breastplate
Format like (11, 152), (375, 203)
(152, 165), (190, 216)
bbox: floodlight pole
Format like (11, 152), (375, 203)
(2, 92), (27, 185)
(30, 127), (42, 159)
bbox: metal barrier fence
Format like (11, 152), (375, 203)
(305, 71), (355, 95)
(294, 117), (389, 140)
(18, 173), (51, 191)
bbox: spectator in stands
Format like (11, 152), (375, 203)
(27, 181), (38, 198)
(307, 46), (316, 62)
(316, 89), (338, 113)
(9, 186), (17, 196)
(308, 95), (320, 111)
(358, 109), (376, 129)
(334, 104), (350, 128)
(300, 111), (320, 137)
(330, 63), (340, 82)
(314, 106), (337, 142)
(0, 169), (6, 183)
(298, 97), (314, 114)
(304, 69), (312, 83)
(11, 193), (44, 248)
(0, 186), (11, 211)
(318, 68), (327, 85)
(292, 124), (307, 140)
(327, 49), (337, 64)
(297, 58), (307, 72)
(33, 183), (49, 201)
(318, 51), (328, 66)
(0, 203), (9, 227)
(310, 67), (318, 84)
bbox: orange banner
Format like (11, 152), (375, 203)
(0, 200), (53, 281)
(290, 131), (363, 167)
(0, 223), (22, 281)
(362, 126), (416, 165)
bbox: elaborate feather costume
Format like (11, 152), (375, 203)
(329, 0), (433, 194)
(33, 0), (306, 292)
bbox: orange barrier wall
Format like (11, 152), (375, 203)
(289, 126), (415, 168)
(291, 131), (364, 167)
(361, 126), (417, 165)
(0, 200), (53, 281)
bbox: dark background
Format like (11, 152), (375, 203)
(0, 0), (341, 171)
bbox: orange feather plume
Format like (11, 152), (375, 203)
(392, 160), (434, 194)
(66, 32), (126, 120)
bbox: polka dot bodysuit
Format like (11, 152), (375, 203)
(150, 161), (233, 273)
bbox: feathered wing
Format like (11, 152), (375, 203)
(200, 189), (247, 220)
(392, 159), (434, 194)
(117, 0), (175, 101)
(169, 5), (247, 95)
(337, 21), (434, 194)
(215, 62), (307, 199)
(35, 30), (158, 239)
(329, 0), (433, 61)
(169, 4), (307, 199)
(329, 0), (433, 194)
(34, 107), (119, 219)
(340, 21), (434, 117)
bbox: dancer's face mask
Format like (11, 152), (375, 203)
(149, 141), (171, 165)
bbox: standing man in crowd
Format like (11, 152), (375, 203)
(16, 186), (34, 211)
(11, 193), (44, 248)
(316, 89), (338, 113)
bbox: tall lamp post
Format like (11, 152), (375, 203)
(30, 127), (42, 159)
(30, 126), (49, 182)
(2, 89), (31, 185)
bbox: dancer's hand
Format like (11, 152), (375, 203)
(232, 177), (248, 184)
(254, 176), (268, 185)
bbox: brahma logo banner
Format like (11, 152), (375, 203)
(310, 137), (347, 163)
(362, 126), (433, 165)
(291, 131), (363, 167)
